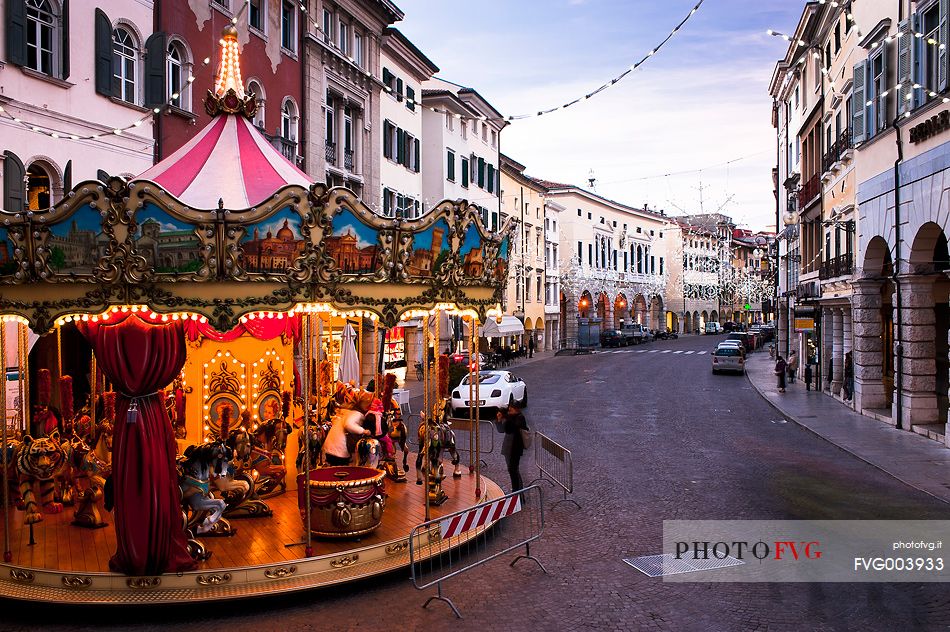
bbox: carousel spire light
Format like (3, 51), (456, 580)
(214, 25), (245, 99)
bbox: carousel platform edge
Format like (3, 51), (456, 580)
(0, 476), (503, 605)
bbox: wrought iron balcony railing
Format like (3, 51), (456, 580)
(325, 141), (337, 166)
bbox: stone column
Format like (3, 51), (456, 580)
(832, 307), (845, 395)
(778, 302), (789, 357)
(821, 307), (835, 392)
(564, 291), (579, 347)
(603, 297), (614, 330)
(852, 279), (886, 412)
(894, 274), (939, 426)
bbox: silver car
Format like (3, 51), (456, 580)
(711, 346), (745, 374)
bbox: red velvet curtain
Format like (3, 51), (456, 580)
(183, 314), (299, 343)
(77, 314), (195, 575)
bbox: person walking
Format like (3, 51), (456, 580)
(843, 351), (854, 401)
(528, 335), (535, 358)
(496, 402), (529, 492)
(774, 355), (787, 393)
(787, 350), (799, 384)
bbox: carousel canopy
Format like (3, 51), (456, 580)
(133, 113), (311, 209)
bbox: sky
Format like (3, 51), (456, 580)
(395, 0), (803, 232)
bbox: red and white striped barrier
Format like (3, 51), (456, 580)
(439, 495), (522, 539)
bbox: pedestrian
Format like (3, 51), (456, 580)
(774, 355), (787, 393)
(843, 351), (854, 401)
(804, 355), (814, 391)
(787, 350), (799, 384)
(528, 335), (535, 358)
(495, 402), (529, 493)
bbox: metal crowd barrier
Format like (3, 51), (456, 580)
(405, 415), (495, 460)
(530, 431), (580, 509)
(408, 484), (546, 618)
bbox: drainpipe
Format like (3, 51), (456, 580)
(154, 0), (162, 163)
(891, 0), (906, 430)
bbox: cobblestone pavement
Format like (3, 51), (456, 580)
(4, 336), (950, 631)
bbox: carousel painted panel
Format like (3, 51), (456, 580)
(400, 216), (453, 282)
(0, 219), (28, 284)
(325, 206), (385, 280)
(234, 206), (309, 278)
(131, 203), (211, 280)
(459, 220), (487, 285)
(30, 203), (108, 281)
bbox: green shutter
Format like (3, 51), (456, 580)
(852, 60), (867, 143)
(383, 188), (391, 214)
(61, 0), (69, 79)
(461, 158), (469, 187)
(6, 0), (26, 67)
(877, 43), (889, 132)
(396, 78), (403, 102)
(897, 19), (912, 115)
(144, 32), (168, 108)
(3, 151), (25, 214)
(396, 128), (405, 165)
(413, 138), (420, 172)
(406, 86), (415, 111)
(94, 9), (113, 96)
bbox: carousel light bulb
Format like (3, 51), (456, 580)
(121, 306), (129, 313)
(204, 425), (209, 430)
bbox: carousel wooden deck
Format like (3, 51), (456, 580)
(0, 465), (503, 604)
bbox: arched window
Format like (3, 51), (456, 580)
(247, 80), (265, 128)
(167, 41), (184, 108)
(113, 26), (138, 104)
(26, 163), (52, 210)
(26, 0), (58, 75)
(281, 98), (298, 153)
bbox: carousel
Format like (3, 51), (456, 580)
(0, 27), (511, 604)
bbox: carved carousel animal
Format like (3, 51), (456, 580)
(3, 436), (22, 508)
(296, 420), (330, 470)
(179, 442), (235, 536)
(414, 403), (461, 506)
(73, 420), (113, 529)
(225, 425), (286, 499)
(379, 373), (407, 481)
(15, 432), (69, 524)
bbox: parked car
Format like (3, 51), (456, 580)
(448, 352), (492, 370)
(717, 340), (746, 357)
(600, 329), (626, 348)
(450, 370), (527, 416)
(704, 322), (723, 335)
(722, 321), (737, 332)
(620, 323), (649, 345)
(711, 346), (745, 374)
(725, 332), (754, 352)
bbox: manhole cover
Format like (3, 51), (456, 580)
(623, 553), (744, 578)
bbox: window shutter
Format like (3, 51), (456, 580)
(396, 78), (403, 101)
(383, 188), (391, 215)
(382, 121), (391, 159)
(61, 0), (70, 79)
(470, 153), (476, 180)
(63, 160), (72, 192)
(897, 19), (913, 116)
(144, 32), (167, 108)
(94, 8), (114, 96)
(878, 43), (889, 132)
(5, 0), (27, 67)
(406, 86), (415, 111)
(396, 129), (405, 165)
(413, 138), (420, 172)
(3, 151), (25, 214)
(852, 59), (867, 144)
(941, 0), (949, 91)
(487, 164), (494, 193)
(477, 157), (485, 187)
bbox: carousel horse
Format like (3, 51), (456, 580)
(3, 436), (22, 508)
(378, 374), (407, 481)
(414, 412), (448, 505)
(179, 442), (235, 536)
(73, 420), (112, 528)
(356, 437), (381, 469)
(15, 431), (69, 524)
(226, 426), (286, 499)
(295, 421), (330, 470)
(387, 414), (410, 477)
(217, 428), (272, 518)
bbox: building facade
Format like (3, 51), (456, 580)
(1, 0), (156, 214)
(772, 0), (950, 447)
(378, 27), (437, 218)
(543, 197), (564, 350)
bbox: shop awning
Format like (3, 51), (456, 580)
(480, 316), (525, 338)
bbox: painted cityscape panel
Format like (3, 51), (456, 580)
(326, 208), (380, 275)
(460, 223), (484, 278)
(46, 204), (104, 274)
(406, 218), (451, 277)
(134, 204), (202, 274)
(240, 207), (305, 274)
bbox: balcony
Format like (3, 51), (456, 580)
(821, 129), (853, 175)
(325, 141), (337, 166)
(344, 148), (354, 171)
(798, 174), (820, 211)
(818, 253), (854, 280)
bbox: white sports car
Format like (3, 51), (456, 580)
(450, 370), (527, 415)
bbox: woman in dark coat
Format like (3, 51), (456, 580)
(775, 356), (787, 393)
(496, 403), (527, 492)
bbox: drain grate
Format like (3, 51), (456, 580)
(623, 553), (744, 578)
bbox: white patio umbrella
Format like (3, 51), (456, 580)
(338, 322), (360, 385)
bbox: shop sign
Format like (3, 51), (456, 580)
(794, 317), (815, 332)
(909, 110), (950, 144)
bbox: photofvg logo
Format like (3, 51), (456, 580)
(674, 540), (822, 562)
(661, 520), (950, 582)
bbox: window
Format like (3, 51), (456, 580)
(338, 20), (348, 56)
(281, 1), (296, 52)
(588, 243), (593, 266)
(322, 9), (332, 43)
(26, 163), (52, 210)
(537, 276), (542, 302)
(113, 27), (138, 104)
(794, 85), (800, 109)
(587, 212), (592, 220)
(249, 0), (263, 32)
(650, 256), (655, 274)
(281, 98), (298, 151)
(481, 123), (488, 141)
(446, 149), (456, 182)
(834, 22), (841, 53)
(461, 157), (470, 187)
(525, 277), (532, 302)
(212, 0), (230, 8)
(406, 86), (415, 111)
(167, 42), (184, 109)
(491, 130), (497, 147)
(487, 164), (495, 193)
(919, 3), (941, 104)
(382, 120), (393, 160)
(867, 44), (889, 136)
(26, 0), (57, 75)
(577, 208), (582, 216)
(446, 113), (454, 131)
(353, 32), (363, 67)
(248, 79), (265, 126)
(577, 241), (582, 259)
(825, 42), (832, 70)
(343, 107), (353, 165)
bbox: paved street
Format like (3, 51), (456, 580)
(5, 336), (950, 631)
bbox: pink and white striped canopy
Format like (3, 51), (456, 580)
(134, 114), (311, 209)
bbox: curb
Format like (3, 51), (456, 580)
(745, 361), (950, 506)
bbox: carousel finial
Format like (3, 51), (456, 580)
(205, 25), (257, 119)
